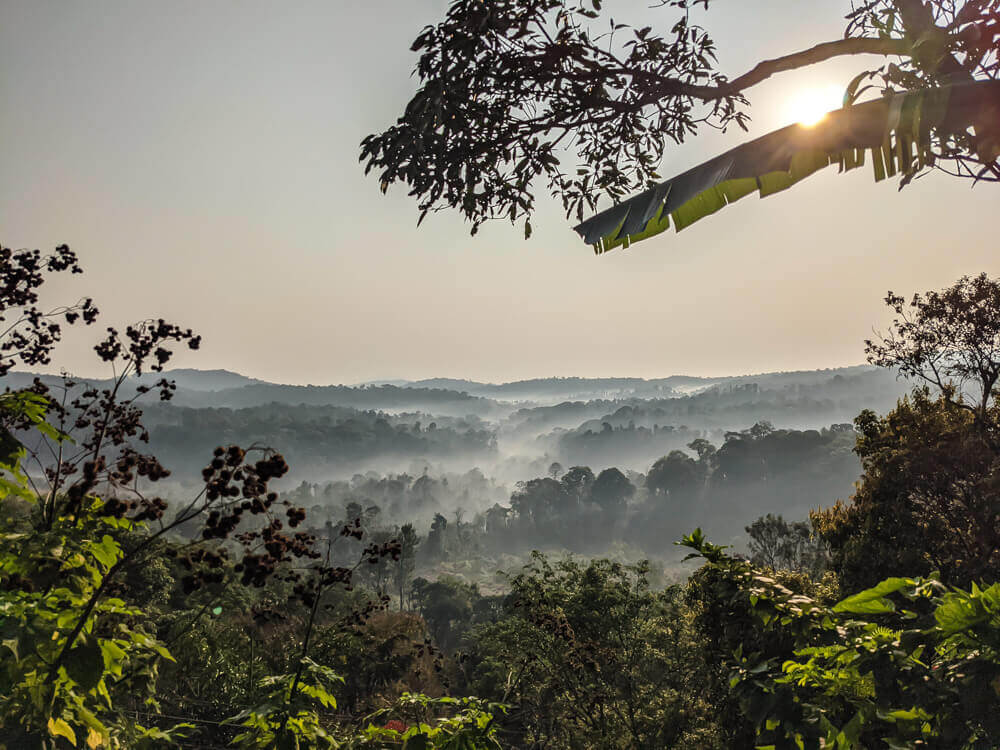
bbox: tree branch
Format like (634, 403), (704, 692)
(673, 37), (912, 101)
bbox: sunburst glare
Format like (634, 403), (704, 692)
(785, 84), (845, 127)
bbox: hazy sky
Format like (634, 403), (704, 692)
(2, 1), (996, 385)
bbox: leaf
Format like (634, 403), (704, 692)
(0, 476), (33, 501)
(86, 727), (104, 749)
(129, 630), (175, 661)
(0, 428), (24, 471)
(884, 708), (927, 722)
(2, 637), (18, 659)
(47, 716), (77, 745)
(64, 641), (105, 692)
(88, 535), (121, 570)
(575, 81), (1000, 254)
(833, 577), (914, 615)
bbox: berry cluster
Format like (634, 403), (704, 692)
(176, 547), (230, 594)
(0, 244), (98, 377)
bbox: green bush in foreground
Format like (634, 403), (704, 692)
(681, 529), (1000, 749)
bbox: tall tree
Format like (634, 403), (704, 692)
(813, 274), (1000, 589)
(395, 523), (420, 610)
(646, 450), (700, 498)
(865, 272), (1000, 426)
(590, 467), (635, 515)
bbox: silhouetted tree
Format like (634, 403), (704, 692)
(394, 523), (420, 610)
(646, 451), (700, 498)
(866, 273), (1000, 426)
(364, 0), (1000, 242)
(590, 467), (635, 515)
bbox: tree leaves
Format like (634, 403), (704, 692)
(361, 0), (737, 235)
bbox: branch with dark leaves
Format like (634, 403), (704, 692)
(0, 244), (98, 377)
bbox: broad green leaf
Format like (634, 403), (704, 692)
(576, 81), (1000, 254)
(88, 535), (121, 570)
(64, 640), (105, 692)
(833, 578), (914, 615)
(47, 716), (77, 745)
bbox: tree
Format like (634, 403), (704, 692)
(746, 420), (775, 440)
(0, 246), (325, 746)
(646, 450), (700, 498)
(465, 556), (723, 748)
(745, 513), (826, 574)
(0, 245), (98, 376)
(427, 512), (449, 561)
(560, 464), (594, 499)
(410, 576), (478, 653)
(813, 388), (1000, 589)
(590, 466), (635, 515)
(812, 274), (1000, 590)
(364, 0), (1000, 246)
(510, 476), (573, 538)
(687, 438), (718, 473)
(866, 272), (1000, 426)
(395, 523), (420, 610)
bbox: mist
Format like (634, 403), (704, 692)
(10, 363), (914, 572)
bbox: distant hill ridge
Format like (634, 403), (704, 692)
(3, 365), (889, 415)
(8, 365), (876, 392)
(383, 366), (877, 397)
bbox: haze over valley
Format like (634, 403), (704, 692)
(9, 363), (910, 566)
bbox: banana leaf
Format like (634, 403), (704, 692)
(574, 80), (1000, 254)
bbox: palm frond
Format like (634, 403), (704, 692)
(574, 80), (1000, 254)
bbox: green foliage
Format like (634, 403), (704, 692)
(683, 532), (1000, 749)
(0, 398), (187, 749)
(224, 647), (505, 750)
(0, 389), (66, 501)
(355, 693), (505, 749)
(813, 388), (1000, 590)
(228, 658), (343, 750)
(411, 576), (479, 654)
(466, 553), (725, 748)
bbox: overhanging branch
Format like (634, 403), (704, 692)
(661, 37), (913, 101)
(725, 37), (912, 94)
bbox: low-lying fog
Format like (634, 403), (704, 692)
(10, 365), (913, 560)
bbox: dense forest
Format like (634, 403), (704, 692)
(3, 246), (1000, 749)
(7, 0), (1000, 746)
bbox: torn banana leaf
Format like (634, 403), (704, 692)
(575, 80), (1000, 254)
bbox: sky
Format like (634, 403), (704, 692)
(1, 0), (997, 385)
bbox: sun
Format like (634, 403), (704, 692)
(785, 84), (845, 127)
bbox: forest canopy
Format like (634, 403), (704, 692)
(2, 244), (999, 748)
